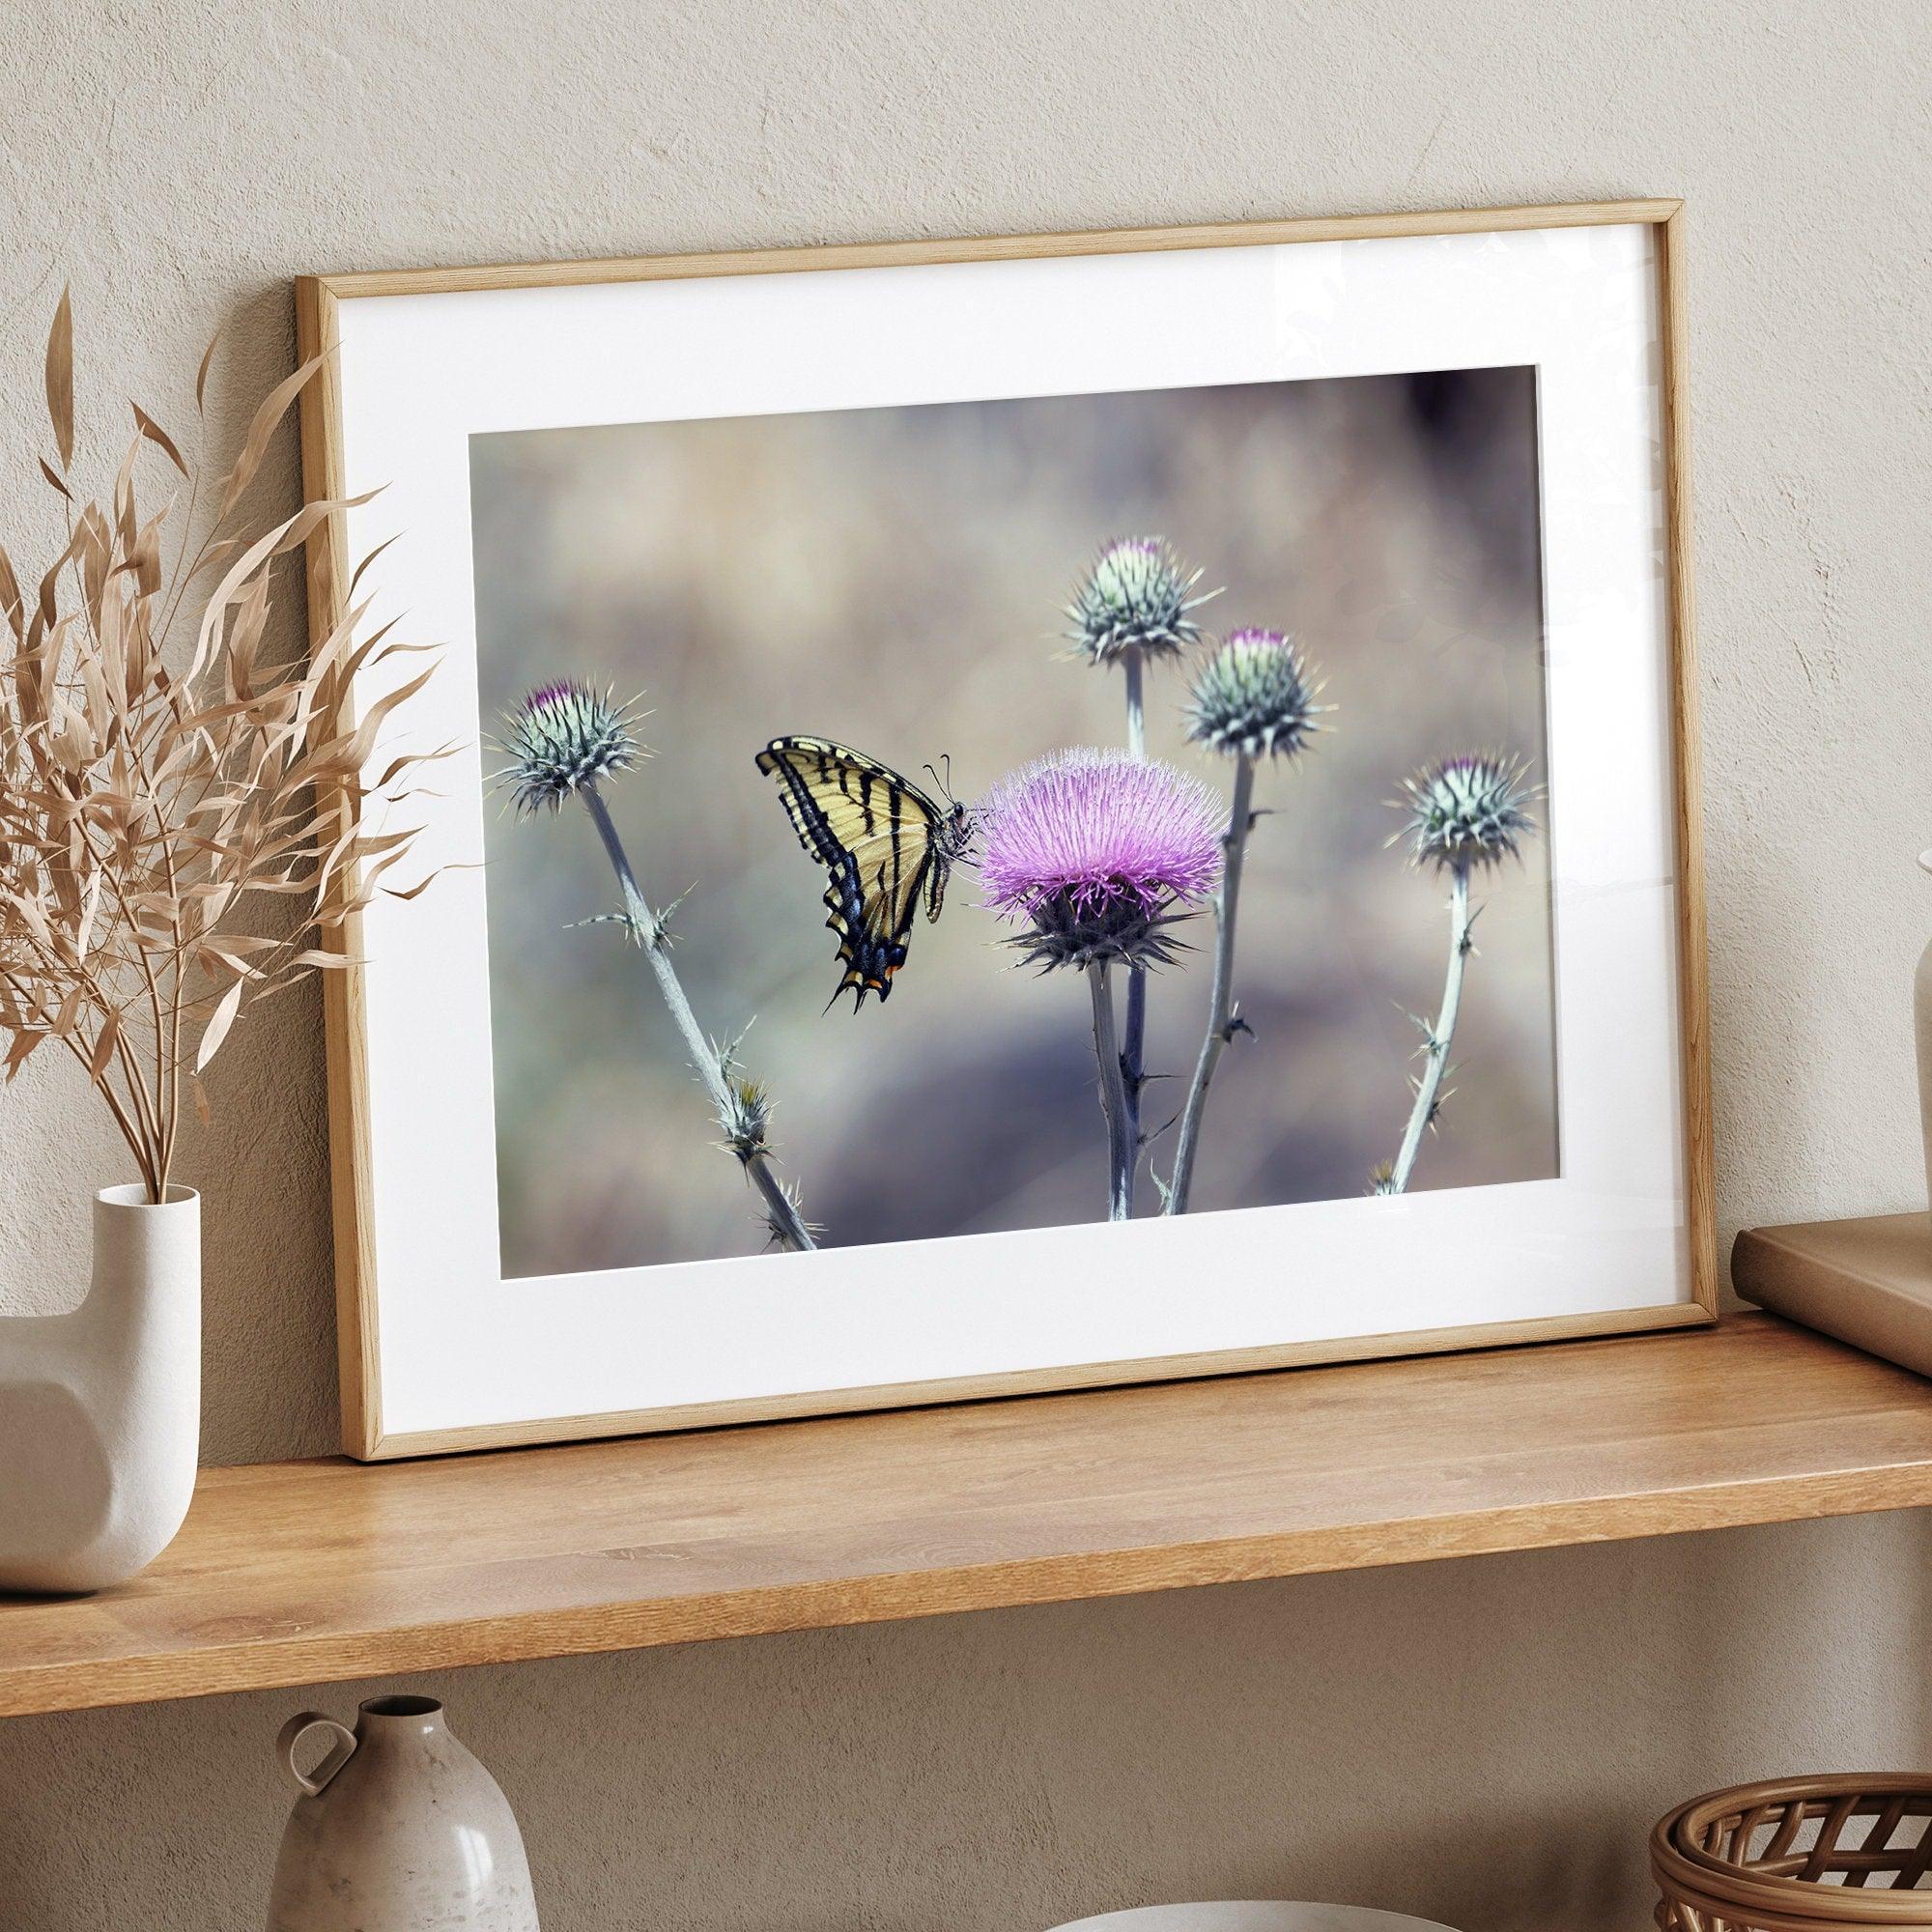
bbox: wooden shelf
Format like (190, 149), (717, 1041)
(5, 1311), (1932, 1719)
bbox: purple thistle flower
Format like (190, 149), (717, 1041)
(980, 748), (1224, 971)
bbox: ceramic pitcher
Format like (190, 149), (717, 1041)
(266, 1695), (540, 1931)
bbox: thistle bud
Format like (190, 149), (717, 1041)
(1396, 754), (1539, 875)
(1065, 537), (1216, 667)
(496, 680), (645, 816)
(1185, 628), (1324, 762)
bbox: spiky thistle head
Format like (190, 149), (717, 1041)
(1186, 628), (1326, 761)
(980, 747), (1224, 971)
(1395, 753), (1539, 875)
(1065, 537), (1218, 667)
(717, 1073), (774, 1164)
(494, 680), (645, 815)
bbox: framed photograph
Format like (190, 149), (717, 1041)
(298, 198), (1713, 1461)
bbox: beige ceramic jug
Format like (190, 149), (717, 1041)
(266, 1694), (541, 1930)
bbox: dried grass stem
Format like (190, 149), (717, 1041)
(0, 294), (439, 1200)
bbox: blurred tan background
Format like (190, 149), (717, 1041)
(472, 371), (1555, 1274)
(2, 2), (1928, 1929)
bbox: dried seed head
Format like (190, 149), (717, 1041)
(1065, 537), (1217, 667)
(1185, 628), (1325, 762)
(495, 680), (645, 815)
(1396, 754), (1539, 875)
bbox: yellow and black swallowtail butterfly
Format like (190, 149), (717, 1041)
(754, 735), (973, 1010)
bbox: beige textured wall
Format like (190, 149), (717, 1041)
(3, 1), (1929, 1926)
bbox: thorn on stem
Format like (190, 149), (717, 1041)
(760, 1177), (823, 1250)
(573, 903), (670, 950)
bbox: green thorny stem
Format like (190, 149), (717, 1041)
(1118, 642), (1148, 1215)
(1382, 862), (1473, 1195)
(1087, 961), (1136, 1221)
(580, 784), (817, 1251)
(1165, 750), (1256, 1213)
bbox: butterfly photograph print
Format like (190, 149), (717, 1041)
(473, 369), (1568, 1275)
(301, 208), (1710, 1455)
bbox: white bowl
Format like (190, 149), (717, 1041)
(1049, 1905), (1462, 1932)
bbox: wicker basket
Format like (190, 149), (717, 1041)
(1654, 1776), (1932, 1932)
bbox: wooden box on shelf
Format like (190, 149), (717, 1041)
(1734, 1214), (1932, 1382)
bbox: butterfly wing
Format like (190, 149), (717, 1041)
(755, 736), (950, 1009)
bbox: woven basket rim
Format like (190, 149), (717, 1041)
(1651, 1865), (1932, 1932)
(1652, 1777), (1932, 1927)
(1652, 1838), (1932, 1925)
(1665, 1777), (1932, 1873)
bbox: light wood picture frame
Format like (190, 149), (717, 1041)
(298, 198), (1714, 1461)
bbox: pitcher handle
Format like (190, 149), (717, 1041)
(277, 1712), (357, 1796)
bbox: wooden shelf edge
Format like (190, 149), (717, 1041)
(5, 1312), (1931, 1719)
(10, 1465), (1929, 1720)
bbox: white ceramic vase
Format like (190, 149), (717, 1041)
(267, 1695), (542, 1931)
(0, 1183), (200, 1594)
(1917, 852), (1932, 1214)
